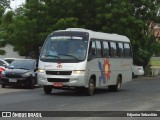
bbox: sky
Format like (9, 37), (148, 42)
(10, 0), (26, 10)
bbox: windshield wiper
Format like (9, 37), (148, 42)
(43, 54), (61, 60)
(59, 54), (80, 60)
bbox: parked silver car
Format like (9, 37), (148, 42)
(132, 64), (144, 78)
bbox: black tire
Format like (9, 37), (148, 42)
(85, 78), (95, 96)
(28, 78), (35, 89)
(1, 84), (6, 88)
(132, 72), (138, 78)
(108, 76), (121, 92)
(43, 86), (52, 94)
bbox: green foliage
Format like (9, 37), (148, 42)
(0, 0), (10, 9)
(9, 16), (38, 56)
(52, 18), (78, 31)
(0, 0), (10, 55)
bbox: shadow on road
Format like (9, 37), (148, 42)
(0, 85), (41, 89)
(47, 88), (127, 97)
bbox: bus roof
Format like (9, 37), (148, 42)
(54, 28), (130, 42)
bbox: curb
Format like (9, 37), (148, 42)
(133, 76), (160, 80)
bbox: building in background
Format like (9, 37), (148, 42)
(0, 44), (24, 59)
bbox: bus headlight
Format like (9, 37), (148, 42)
(38, 68), (45, 73)
(72, 70), (85, 74)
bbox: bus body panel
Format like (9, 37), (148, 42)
(86, 58), (132, 88)
(107, 58), (132, 85)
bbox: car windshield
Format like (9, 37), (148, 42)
(40, 31), (89, 63)
(5, 59), (15, 64)
(9, 60), (35, 70)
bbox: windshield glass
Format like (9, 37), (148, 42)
(10, 60), (35, 70)
(40, 31), (89, 62)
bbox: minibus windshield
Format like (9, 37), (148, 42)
(40, 31), (89, 63)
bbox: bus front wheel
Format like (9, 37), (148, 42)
(43, 86), (52, 94)
(85, 78), (95, 96)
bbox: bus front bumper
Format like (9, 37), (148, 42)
(37, 73), (86, 87)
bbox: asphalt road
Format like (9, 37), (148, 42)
(0, 77), (160, 120)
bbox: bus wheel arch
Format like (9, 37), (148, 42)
(90, 75), (96, 87)
(85, 75), (96, 96)
(108, 74), (122, 92)
(117, 74), (122, 91)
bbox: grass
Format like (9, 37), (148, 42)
(150, 60), (160, 66)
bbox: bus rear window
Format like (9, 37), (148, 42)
(124, 43), (132, 57)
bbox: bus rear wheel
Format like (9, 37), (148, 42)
(43, 86), (52, 94)
(108, 76), (121, 92)
(85, 78), (95, 96)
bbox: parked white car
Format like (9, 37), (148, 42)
(132, 64), (144, 78)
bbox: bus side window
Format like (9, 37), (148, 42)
(124, 43), (132, 57)
(102, 41), (110, 57)
(118, 43), (124, 57)
(95, 41), (102, 57)
(110, 42), (117, 57)
(88, 41), (96, 60)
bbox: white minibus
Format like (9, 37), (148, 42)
(38, 28), (133, 95)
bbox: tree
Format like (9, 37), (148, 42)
(0, 0), (10, 9)
(6, 0), (46, 57)
(0, 0), (10, 55)
(8, 0), (79, 57)
(3, 0), (160, 68)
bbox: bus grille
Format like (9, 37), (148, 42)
(47, 78), (69, 82)
(46, 71), (72, 75)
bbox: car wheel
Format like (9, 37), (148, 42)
(108, 76), (121, 92)
(85, 78), (95, 96)
(28, 78), (35, 89)
(132, 72), (138, 78)
(43, 86), (52, 94)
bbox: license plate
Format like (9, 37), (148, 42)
(9, 79), (17, 82)
(53, 82), (63, 87)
